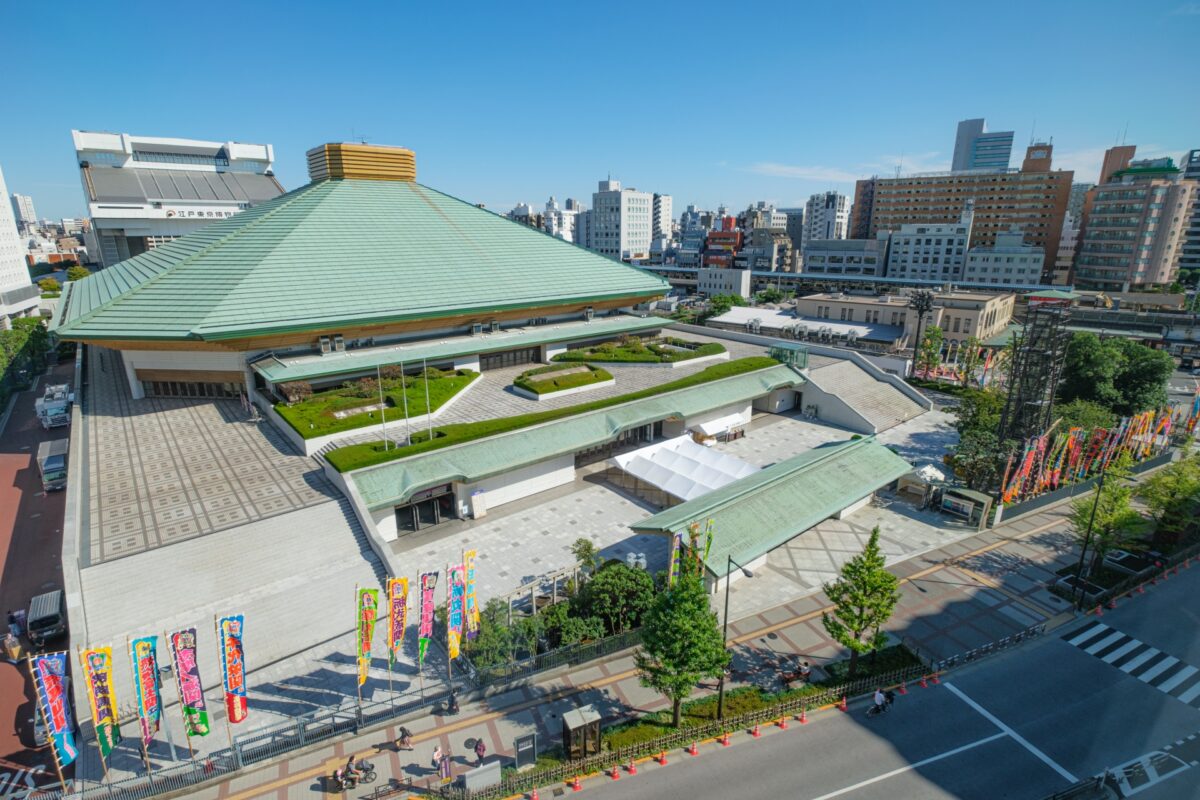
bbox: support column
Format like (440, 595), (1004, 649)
(119, 350), (145, 399)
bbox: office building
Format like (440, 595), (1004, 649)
(952, 118), (1015, 172)
(72, 130), (285, 267)
(589, 179), (653, 260)
(1178, 149), (1200, 275)
(849, 178), (875, 240)
(869, 143), (1072, 268)
(10, 193), (36, 232)
(652, 193), (673, 242)
(737, 228), (793, 272)
(1098, 145), (1137, 185)
(802, 233), (890, 277)
(803, 191), (849, 247)
(1068, 182), (1093, 220)
(795, 290), (1014, 350)
(963, 228), (1045, 285)
(782, 208), (804, 252)
(0, 166), (40, 329)
(696, 267), (751, 297)
(884, 204), (974, 281)
(1075, 157), (1196, 290)
(1052, 212), (1081, 286)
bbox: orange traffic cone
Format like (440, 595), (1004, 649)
(1137, 584), (1146, 594)
(530, 789), (539, 800)
(1094, 604), (1104, 616)
(751, 723), (761, 738)
(898, 681), (907, 695)
(1107, 597), (1117, 610)
(931, 672), (941, 685)
(919, 675), (928, 689)
(778, 715), (788, 730)
(571, 775), (582, 792)
(798, 706), (808, 724)
(610, 763), (620, 781)
(838, 695), (848, 711)
(628, 758), (637, 776)
(720, 731), (731, 747)
(688, 741), (699, 756)
(657, 750), (668, 766)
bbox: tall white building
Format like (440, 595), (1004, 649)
(652, 193), (673, 242)
(0, 166), (40, 329)
(544, 196), (584, 243)
(589, 179), (653, 260)
(802, 191), (849, 247)
(10, 193), (36, 232)
(72, 130), (285, 267)
(885, 204), (975, 281)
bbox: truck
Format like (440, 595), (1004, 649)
(37, 439), (69, 492)
(34, 383), (73, 429)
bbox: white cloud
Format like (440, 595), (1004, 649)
(747, 162), (861, 183)
(1171, 2), (1200, 14)
(1051, 143), (1187, 183)
(859, 151), (949, 176)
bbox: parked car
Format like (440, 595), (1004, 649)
(26, 590), (67, 647)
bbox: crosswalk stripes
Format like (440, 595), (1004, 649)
(1062, 622), (1200, 710)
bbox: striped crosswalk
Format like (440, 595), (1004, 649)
(1064, 622), (1200, 710)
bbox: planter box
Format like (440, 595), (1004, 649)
(582, 351), (730, 369)
(512, 377), (615, 402)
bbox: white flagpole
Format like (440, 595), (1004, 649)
(400, 359), (411, 444)
(377, 365), (388, 451)
(423, 358), (433, 440)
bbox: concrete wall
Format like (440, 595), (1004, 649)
(753, 387), (798, 414)
(834, 493), (872, 519)
(458, 454), (575, 514)
(320, 460), (404, 576)
(662, 402), (751, 438)
(796, 379), (876, 433)
(118, 348), (246, 399)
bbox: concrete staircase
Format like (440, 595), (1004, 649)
(805, 360), (926, 431)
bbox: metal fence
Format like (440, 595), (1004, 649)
(932, 622), (1048, 672)
(471, 629), (643, 688)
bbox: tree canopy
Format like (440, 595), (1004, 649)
(916, 326), (944, 376)
(1136, 450), (1200, 548)
(821, 527), (901, 678)
(1058, 333), (1174, 416)
(576, 562), (655, 635)
(708, 293), (747, 316)
(1068, 455), (1144, 579)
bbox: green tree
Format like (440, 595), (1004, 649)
(635, 573), (728, 727)
(1059, 333), (1118, 408)
(1136, 451), (1200, 548)
(915, 326), (943, 377)
(953, 387), (1005, 437)
(570, 537), (602, 576)
(38, 277), (61, 293)
(12, 318), (49, 367)
(707, 293), (747, 316)
(951, 428), (1008, 492)
(577, 562), (655, 635)
(821, 527), (901, 679)
(1069, 455), (1145, 578)
(755, 286), (785, 304)
(1053, 399), (1117, 432)
(956, 336), (983, 387)
(464, 599), (515, 669)
(66, 264), (91, 282)
(1108, 338), (1174, 415)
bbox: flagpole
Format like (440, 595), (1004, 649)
(400, 359), (410, 445)
(28, 653), (69, 792)
(76, 646), (113, 783)
(423, 358), (433, 440)
(215, 616), (235, 756)
(386, 579), (394, 712)
(128, 636), (154, 776)
(446, 562), (453, 686)
(165, 631), (195, 761)
(354, 584), (363, 707)
(377, 365), (389, 451)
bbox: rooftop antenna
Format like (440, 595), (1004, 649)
(1030, 119), (1037, 145)
(350, 127), (371, 144)
(1121, 121), (1129, 145)
(895, 151), (903, 178)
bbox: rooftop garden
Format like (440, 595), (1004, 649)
(274, 366), (478, 439)
(325, 356), (779, 472)
(553, 335), (725, 364)
(513, 363), (613, 396)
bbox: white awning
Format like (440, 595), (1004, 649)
(610, 435), (759, 502)
(696, 412), (745, 437)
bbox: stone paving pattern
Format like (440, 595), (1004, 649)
(85, 348), (335, 564)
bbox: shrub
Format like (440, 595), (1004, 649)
(38, 278), (61, 293)
(278, 381), (313, 404)
(379, 364), (405, 380)
(354, 377), (380, 398)
(421, 366), (446, 380)
(66, 265), (91, 282)
(822, 644), (920, 683)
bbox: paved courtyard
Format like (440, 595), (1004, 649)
(84, 347), (337, 564)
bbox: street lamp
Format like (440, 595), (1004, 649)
(1070, 465), (1108, 611)
(717, 554), (754, 721)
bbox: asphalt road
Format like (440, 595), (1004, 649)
(0, 362), (74, 793)
(589, 561), (1200, 800)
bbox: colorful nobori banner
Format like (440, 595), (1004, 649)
(463, 550), (480, 640)
(447, 564), (465, 659)
(356, 588), (380, 686)
(129, 636), (162, 747)
(31, 652), (78, 767)
(217, 615), (248, 724)
(418, 571), (437, 666)
(667, 531), (684, 586)
(80, 647), (121, 758)
(387, 578), (408, 663)
(169, 628), (210, 736)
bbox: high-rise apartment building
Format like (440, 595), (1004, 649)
(1074, 158), (1196, 290)
(951, 118), (1015, 172)
(73, 130), (285, 267)
(1068, 182), (1093, 220)
(1098, 145), (1137, 185)
(588, 179), (653, 260)
(849, 178), (876, 239)
(869, 143), (1072, 271)
(1178, 149), (1200, 276)
(0, 166), (40, 329)
(783, 208), (804, 252)
(884, 204), (974, 281)
(802, 191), (849, 247)
(652, 193), (673, 242)
(542, 196), (584, 244)
(10, 193), (36, 232)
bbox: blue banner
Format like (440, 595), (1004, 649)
(32, 652), (78, 767)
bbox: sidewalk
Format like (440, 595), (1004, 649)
(179, 494), (1083, 799)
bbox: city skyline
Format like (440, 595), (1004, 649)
(3, 0), (1198, 221)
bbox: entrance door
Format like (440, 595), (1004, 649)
(416, 499), (439, 528)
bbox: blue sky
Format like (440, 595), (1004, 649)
(4, 0), (1198, 220)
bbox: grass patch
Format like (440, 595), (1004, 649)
(274, 369), (477, 439)
(823, 644), (922, 683)
(554, 336), (725, 364)
(41, 292), (62, 299)
(326, 356), (780, 472)
(906, 378), (971, 396)
(514, 363), (613, 395)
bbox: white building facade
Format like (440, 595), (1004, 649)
(802, 191), (849, 247)
(73, 130), (285, 267)
(963, 229), (1045, 285)
(10, 193), (36, 232)
(652, 193), (673, 243)
(0, 166), (40, 329)
(697, 267), (751, 297)
(589, 179), (653, 260)
(884, 205), (974, 280)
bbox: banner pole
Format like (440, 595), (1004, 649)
(354, 584), (363, 707)
(215, 616), (235, 757)
(27, 653), (68, 792)
(128, 636), (154, 776)
(76, 646), (112, 783)
(386, 579), (394, 712)
(165, 630), (195, 761)
(446, 563), (452, 686)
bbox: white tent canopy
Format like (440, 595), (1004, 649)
(610, 435), (759, 501)
(695, 412), (746, 437)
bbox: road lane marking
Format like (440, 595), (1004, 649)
(1138, 656), (1179, 683)
(1157, 665), (1198, 693)
(945, 682), (1078, 783)
(1085, 631), (1126, 655)
(1103, 640), (1143, 664)
(803, 733), (1007, 800)
(1067, 623), (1109, 647)
(1177, 680), (1200, 705)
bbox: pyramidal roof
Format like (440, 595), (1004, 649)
(54, 178), (669, 342)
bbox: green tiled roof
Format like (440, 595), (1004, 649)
(52, 179), (669, 342)
(982, 322), (1022, 347)
(1025, 289), (1079, 300)
(631, 437), (912, 577)
(253, 316), (672, 384)
(350, 364), (801, 509)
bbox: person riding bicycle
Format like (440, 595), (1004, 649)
(873, 687), (886, 713)
(344, 755), (363, 781)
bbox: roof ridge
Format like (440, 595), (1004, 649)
(63, 182), (330, 334)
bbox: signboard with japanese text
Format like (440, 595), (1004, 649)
(463, 550), (479, 640)
(169, 628), (210, 736)
(357, 588), (380, 685)
(80, 647), (121, 758)
(217, 615), (248, 724)
(32, 652), (78, 766)
(129, 636), (162, 746)
(447, 565), (465, 659)
(387, 578), (408, 662)
(418, 572), (437, 666)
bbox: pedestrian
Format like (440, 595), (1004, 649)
(474, 738), (486, 766)
(431, 745), (444, 772)
(798, 660), (811, 681)
(395, 725), (413, 751)
(6, 612), (18, 638)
